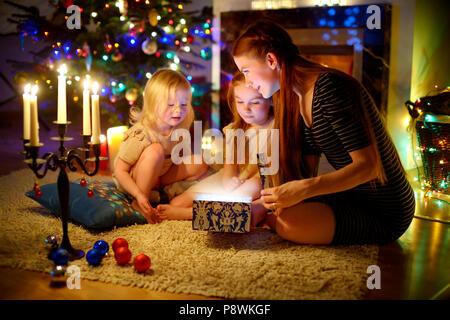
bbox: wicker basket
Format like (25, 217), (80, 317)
(415, 113), (450, 193)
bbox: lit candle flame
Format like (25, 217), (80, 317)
(92, 82), (99, 95)
(31, 84), (38, 96)
(58, 64), (67, 76)
(24, 83), (31, 94)
(84, 79), (90, 91)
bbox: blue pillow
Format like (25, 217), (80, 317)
(25, 179), (149, 230)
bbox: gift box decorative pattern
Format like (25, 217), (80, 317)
(192, 194), (252, 233)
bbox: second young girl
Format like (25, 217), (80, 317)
(113, 69), (208, 224)
(156, 72), (274, 226)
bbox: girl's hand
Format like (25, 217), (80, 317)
(134, 193), (160, 224)
(224, 176), (244, 192)
(260, 180), (312, 216)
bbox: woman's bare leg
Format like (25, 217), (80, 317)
(265, 201), (336, 245)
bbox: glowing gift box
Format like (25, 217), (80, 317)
(192, 194), (252, 233)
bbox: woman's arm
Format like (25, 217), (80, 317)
(307, 145), (378, 196)
(261, 145), (378, 212)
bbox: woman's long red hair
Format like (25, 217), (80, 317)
(233, 20), (391, 186)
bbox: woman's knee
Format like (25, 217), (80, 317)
(273, 203), (336, 244)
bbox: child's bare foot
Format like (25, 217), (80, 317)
(251, 209), (267, 228)
(156, 204), (192, 220)
(250, 199), (269, 228)
(131, 199), (160, 224)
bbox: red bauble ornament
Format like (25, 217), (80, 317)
(35, 190), (42, 199)
(80, 178), (87, 187)
(133, 254), (151, 273)
(187, 35), (194, 44)
(87, 189), (95, 198)
(33, 183), (40, 192)
(62, 0), (74, 8)
(114, 247), (132, 265)
(112, 238), (129, 252)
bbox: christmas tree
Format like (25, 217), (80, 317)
(3, 0), (213, 126)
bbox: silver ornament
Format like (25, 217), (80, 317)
(141, 39), (157, 55)
(50, 265), (67, 284)
(45, 234), (60, 248)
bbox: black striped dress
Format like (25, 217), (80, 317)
(303, 72), (415, 245)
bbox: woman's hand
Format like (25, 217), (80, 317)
(260, 179), (313, 216)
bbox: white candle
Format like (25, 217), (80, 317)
(91, 82), (100, 144)
(23, 84), (31, 140)
(83, 79), (91, 135)
(29, 85), (39, 146)
(107, 126), (128, 169)
(57, 64), (67, 123)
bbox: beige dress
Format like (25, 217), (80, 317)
(112, 122), (178, 194)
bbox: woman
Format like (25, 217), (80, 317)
(232, 21), (415, 245)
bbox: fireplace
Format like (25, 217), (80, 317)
(220, 4), (391, 127)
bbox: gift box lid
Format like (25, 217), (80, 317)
(194, 194), (252, 203)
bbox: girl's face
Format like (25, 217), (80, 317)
(158, 87), (190, 131)
(233, 54), (280, 99)
(234, 84), (271, 126)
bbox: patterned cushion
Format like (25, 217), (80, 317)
(25, 179), (149, 230)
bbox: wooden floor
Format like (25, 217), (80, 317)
(0, 108), (449, 300)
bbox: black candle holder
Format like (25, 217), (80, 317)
(24, 121), (102, 260)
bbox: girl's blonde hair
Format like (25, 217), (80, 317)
(129, 69), (194, 132)
(233, 20), (397, 186)
(226, 71), (273, 131)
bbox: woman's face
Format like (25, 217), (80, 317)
(233, 54), (280, 99)
(234, 84), (271, 126)
(158, 87), (189, 130)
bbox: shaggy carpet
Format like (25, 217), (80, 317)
(0, 169), (378, 299)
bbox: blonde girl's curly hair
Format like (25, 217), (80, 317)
(129, 69), (194, 132)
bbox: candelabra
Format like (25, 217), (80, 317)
(24, 121), (102, 260)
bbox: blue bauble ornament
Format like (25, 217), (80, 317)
(93, 240), (109, 256)
(86, 248), (103, 266)
(52, 248), (69, 265)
